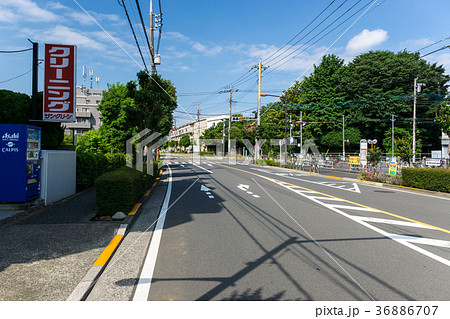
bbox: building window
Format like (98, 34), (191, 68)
(82, 108), (90, 112)
(86, 100), (90, 104)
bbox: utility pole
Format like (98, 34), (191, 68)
(252, 59), (268, 160)
(149, 0), (156, 75)
(222, 119), (226, 156)
(28, 39), (38, 120)
(412, 77), (425, 163)
(300, 111), (303, 156)
(197, 104), (200, 151)
(223, 85), (238, 155)
(342, 115), (345, 160)
(284, 97), (288, 166)
(391, 114), (395, 159)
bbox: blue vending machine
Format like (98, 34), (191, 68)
(0, 124), (42, 202)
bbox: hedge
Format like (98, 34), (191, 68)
(402, 168), (450, 193)
(76, 152), (126, 190)
(94, 162), (160, 216)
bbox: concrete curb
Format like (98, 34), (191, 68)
(66, 169), (165, 301)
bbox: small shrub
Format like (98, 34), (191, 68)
(359, 171), (402, 185)
(94, 163), (159, 216)
(76, 152), (126, 191)
(402, 168), (450, 193)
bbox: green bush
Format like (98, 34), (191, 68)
(94, 163), (159, 216)
(76, 152), (126, 190)
(402, 168), (450, 193)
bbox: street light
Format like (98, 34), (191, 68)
(367, 139), (377, 150)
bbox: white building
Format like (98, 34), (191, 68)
(169, 115), (229, 143)
(63, 85), (104, 135)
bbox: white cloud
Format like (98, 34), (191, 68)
(23, 25), (106, 51)
(192, 42), (222, 56)
(400, 38), (434, 51)
(0, 0), (59, 23)
(346, 29), (388, 54)
(165, 32), (190, 42)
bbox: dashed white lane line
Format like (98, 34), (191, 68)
(192, 163), (213, 174)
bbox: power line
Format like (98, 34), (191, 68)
(135, 0), (154, 62)
(0, 61), (43, 84)
(0, 48), (32, 53)
(120, 0), (148, 71)
(420, 45), (450, 58)
(416, 36), (450, 53)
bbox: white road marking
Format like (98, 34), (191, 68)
(200, 185), (211, 192)
(193, 163), (213, 173)
(237, 184), (249, 191)
(208, 195), (214, 199)
(133, 166), (172, 301)
(250, 167), (361, 193)
(258, 175), (450, 268)
(355, 216), (434, 229)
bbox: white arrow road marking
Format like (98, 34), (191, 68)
(237, 184), (249, 191)
(200, 185), (211, 192)
(250, 167), (361, 193)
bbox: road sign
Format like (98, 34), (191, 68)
(389, 158), (398, 176)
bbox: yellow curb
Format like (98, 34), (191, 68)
(128, 203), (141, 216)
(93, 235), (124, 266)
(326, 176), (342, 179)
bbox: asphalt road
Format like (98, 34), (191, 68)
(129, 154), (450, 301)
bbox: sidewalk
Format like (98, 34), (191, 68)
(0, 188), (121, 301)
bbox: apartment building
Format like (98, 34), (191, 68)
(63, 85), (104, 135)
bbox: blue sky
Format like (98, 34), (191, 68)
(1, 0), (449, 126)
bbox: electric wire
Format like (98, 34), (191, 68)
(0, 48), (32, 53)
(135, 0), (154, 62)
(262, 0), (337, 65)
(416, 36), (450, 53)
(120, 0), (148, 71)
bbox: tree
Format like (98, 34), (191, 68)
(0, 89), (31, 124)
(367, 147), (383, 170)
(436, 102), (450, 136)
(179, 134), (191, 149)
(281, 54), (347, 150)
(76, 128), (111, 153)
(133, 71), (177, 137)
(342, 50), (449, 148)
(0, 90), (64, 149)
(396, 137), (415, 165)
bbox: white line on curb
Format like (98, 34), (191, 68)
(132, 166), (172, 301)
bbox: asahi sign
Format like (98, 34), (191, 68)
(43, 44), (77, 122)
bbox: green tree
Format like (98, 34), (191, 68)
(0, 90), (64, 149)
(133, 71), (177, 137)
(396, 137), (415, 165)
(436, 102), (450, 136)
(342, 50), (449, 148)
(76, 128), (111, 153)
(179, 134), (192, 149)
(0, 89), (31, 123)
(97, 82), (138, 152)
(367, 147), (383, 170)
(281, 54), (347, 150)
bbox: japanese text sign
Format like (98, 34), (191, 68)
(43, 44), (77, 122)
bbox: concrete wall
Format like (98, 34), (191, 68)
(40, 151), (76, 205)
